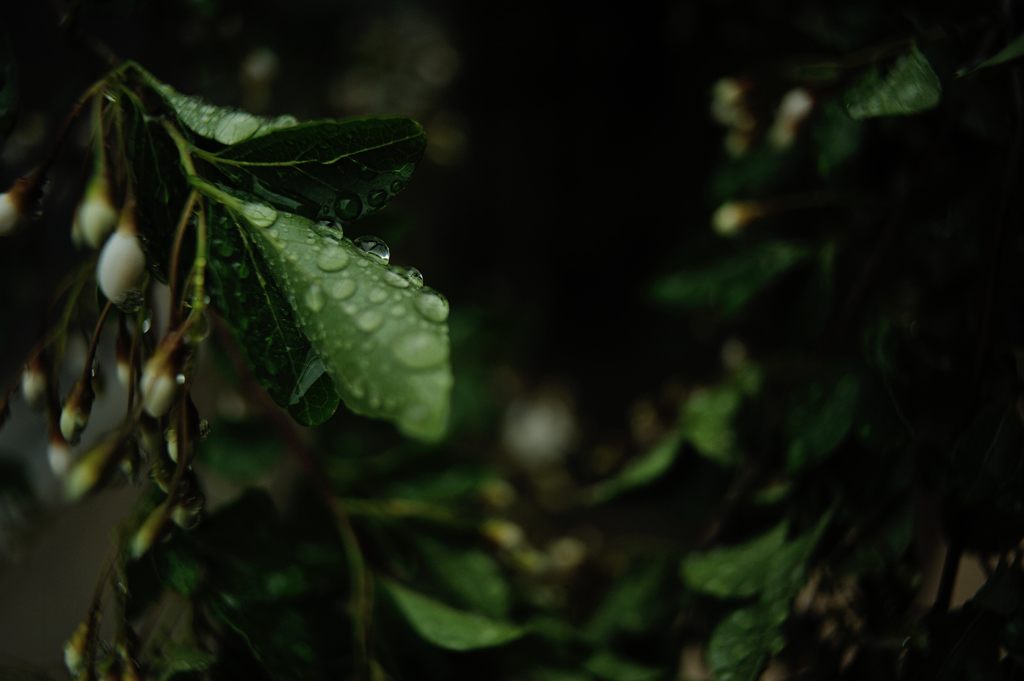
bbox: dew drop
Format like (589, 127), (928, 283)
(316, 219), (343, 237)
(326, 279), (357, 300)
(369, 287), (388, 304)
(269, 229), (280, 239)
(405, 267), (424, 286)
(356, 310), (384, 332)
(353, 235), (390, 263)
(286, 251), (300, 263)
(414, 292), (450, 323)
(367, 190), (388, 207)
(305, 284), (325, 312)
(335, 192), (362, 221)
(392, 331), (447, 369)
(242, 201), (278, 228)
(383, 270), (410, 288)
(390, 179), (406, 193)
(343, 303), (359, 316)
(390, 305), (407, 318)
(316, 244), (350, 272)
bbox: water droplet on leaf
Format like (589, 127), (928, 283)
(384, 270), (410, 288)
(316, 245), (350, 272)
(414, 292), (449, 323)
(392, 331), (447, 369)
(305, 284), (325, 312)
(325, 279), (357, 300)
(353, 236), (390, 263)
(242, 201), (278, 228)
(369, 287), (388, 304)
(335, 192), (362, 221)
(356, 310), (384, 332)
(367, 190), (388, 207)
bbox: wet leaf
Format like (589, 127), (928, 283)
(680, 364), (764, 467)
(814, 101), (862, 177)
(651, 242), (810, 317)
(706, 603), (784, 681)
(209, 116), (426, 224)
(681, 522), (789, 599)
(845, 45), (941, 119)
(213, 194), (452, 441)
(590, 429), (684, 503)
(207, 203), (342, 425)
(153, 644), (217, 681)
(381, 579), (524, 651)
(582, 651), (663, 681)
(414, 536), (511, 619)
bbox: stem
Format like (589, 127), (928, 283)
(167, 190), (199, 328)
(931, 536), (963, 616)
(80, 301), (113, 387)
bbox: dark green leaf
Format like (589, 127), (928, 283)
(381, 579), (524, 651)
(0, 30), (17, 146)
(962, 33), (1024, 75)
(582, 651), (663, 681)
(814, 101), (862, 176)
(153, 644), (217, 681)
(786, 371), (861, 471)
(844, 45), (941, 119)
(210, 117), (426, 224)
(706, 603), (784, 681)
(207, 202), (342, 425)
(681, 522), (789, 599)
(530, 669), (593, 681)
(584, 558), (668, 642)
(414, 536), (511, 619)
(590, 429), (684, 503)
(151, 538), (201, 596)
(216, 195), (452, 441)
(680, 364), (763, 467)
(651, 242), (810, 317)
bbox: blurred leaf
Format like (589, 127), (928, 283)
(207, 204), (341, 425)
(962, 33), (1024, 75)
(414, 536), (511, 618)
(786, 370), (862, 471)
(197, 421), (284, 481)
(712, 147), (801, 202)
(582, 651), (662, 681)
(651, 242), (811, 317)
(213, 195), (452, 440)
(0, 30), (17, 146)
(381, 579), (524, 651)
(681, 522), (789, 599)
(814, 101), (862, 177)
(153, 644), (217, 681)
(210, 116), (426, 224)
(845, 45), (941, 119)
(680, 364), (764, 467)
(530, 669), (593, 681)
(584, 558), (668, 643)
(590, 429), (684, 503)
(706, 603), (785, 681)
(151, 538), (201, 596)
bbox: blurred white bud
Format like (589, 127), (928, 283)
(711, 200), (767, 236)
(74, 171), (119, 249)
(97, 223), (146, 309)
(767, 88), (815, 150)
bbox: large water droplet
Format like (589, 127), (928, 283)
(405, 267), (424, 286)
(390, 305), (407, 318)
(383, 270), (409, 288)
(305, 284), (325, 312)
(367, 190), (388, 207)
(392, 331), (447, 369)
(356, 310), (384, 332)
(390, 180), (406, 193)
(353, 236), (390, 263)
(335, 192), (362, 221)
(316, 244), (350, 272)
(414, 292), (449, 323)
(242, 201), (278, 228)
(316, 219), (343, 238)
(326, 279), (357, 300)
(369, 287), (388, 304)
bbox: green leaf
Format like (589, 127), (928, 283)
(814, 101), (862, 177)
(584, 558), (668, 642)
(381, 579), (524, 651)
(530, 669), (593, 681)
(197, 420), (285, 481)
(219, 196), (452, 441)
(681, 522), (789, 599)
(209, 116), (426, 224)
(962, 33), (1024, 75)
(786, 371), (861, 471)
(583, 651), (663, 681)
(153, 644), (217, 681)
(414, 536), (511, 619)
(679, 364), (763, 467)
(590, 429), (684, 503)
(150, 79), (300, 145)
(706, 603), (785, 681)
(207, 203), (342, 425)
(151, 539), (201, 596)
(844, 45), (942, 119)
(0, 30), (17, 146)
(651, 242), (810, 317)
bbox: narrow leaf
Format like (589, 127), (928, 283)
(963, 33), (1024, 75)
(590, 429), (684, 503)
(786, 371), (861, 471)
(845, 45), (941, 119)
(382, 579), (524, 651)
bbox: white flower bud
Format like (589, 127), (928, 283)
(140, 362), (178, 418)
(767, 88), (815, 150)
(64, 432), (129, 500)
(0, 191), (25, 236)
(48, 438), (73, 478)
(21, 364), (47, 409)
(131, 500), (170, 559)
(60, 380), (94, 445)
(712, 200), (767, 236)
(481, 519), (525, 550)
(96, 224), (146, 309)
(64, 621), (90, 676)
(74, 171), (119, 249)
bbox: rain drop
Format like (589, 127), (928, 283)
(335, 192), (362, 221)
(326, 279), (357, 300)
(242, 201), (278, 228)
(392, 331), (447, 369)
(316, 245), (350, 272)
(405, 267), (424, 286)
(414, 292), (449, 323)
(356, 310), (384, 332)
(383, 270), (410, 288)
(390, 305), (407, 318)
(353, 236), (390, 263)
(367, 190), (388, 207)
(305, 284), (325, 312)
(369, 287), (388, 304)
(390, 179), (406, 193)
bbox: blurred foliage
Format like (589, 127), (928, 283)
(1, 1), (1024, 680)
